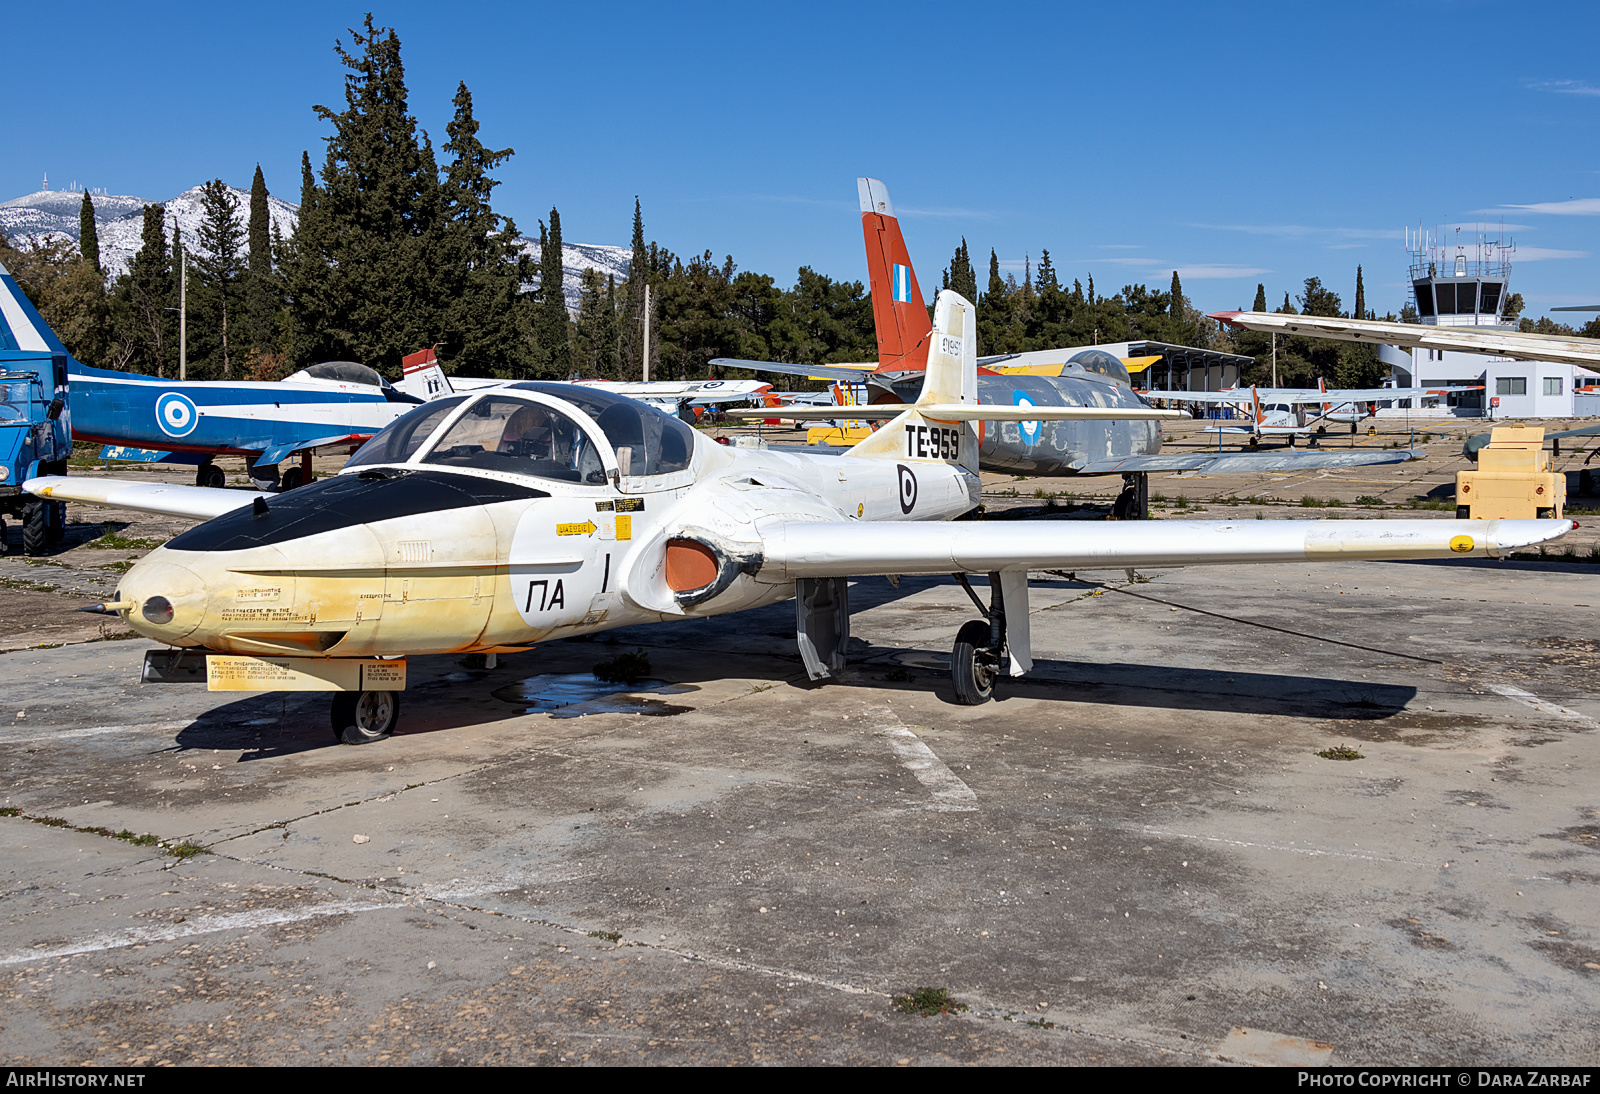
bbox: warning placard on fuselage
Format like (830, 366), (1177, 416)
(206, 656), (407, 692)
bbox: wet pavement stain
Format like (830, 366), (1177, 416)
(490, 673), (698, 718)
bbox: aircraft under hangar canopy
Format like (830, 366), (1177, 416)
(1144, 381), (1486, 440)
(26, 290), (1574, 741)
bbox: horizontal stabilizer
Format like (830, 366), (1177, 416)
(256, 434), (373, 466)
(724, 404), (1179, 422)
(760, 517), (1574, 580)
(24, 476), (266, 521)
(709, 358), (878, 382)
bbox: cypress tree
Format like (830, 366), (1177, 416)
(534, 208), (571, 378)
(1354, 265), (1366, 320)
(941, 239), (977, 303)
(79, 191), (100, 274)
(1170, 270), (1185, 320)
(246, 165), (277, 354)
(619, 198), (649, 380)
(1253, 283), (1267, 312)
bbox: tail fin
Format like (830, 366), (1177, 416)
(396, 346), (454, 400)
(1251, 386), (1265, 428)
(0, 260), (67, 356)
(858, 179), (932, 372)
(846, 290), (977, 471)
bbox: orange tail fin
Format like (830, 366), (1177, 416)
(858, 178), (932, 372)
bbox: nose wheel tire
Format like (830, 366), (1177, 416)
(951, 619), (999, 705)
(332, 690), (400, 744)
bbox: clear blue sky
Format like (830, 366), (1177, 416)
(8, 0), (1600, 317)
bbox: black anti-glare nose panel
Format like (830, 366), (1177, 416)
(165, 470), (549, 552)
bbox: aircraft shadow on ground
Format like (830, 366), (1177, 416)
(165, 568), (1411, 753)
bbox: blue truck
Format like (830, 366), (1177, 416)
(0, 262), (72, 554)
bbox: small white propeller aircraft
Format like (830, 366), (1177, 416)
(26, 292), (1574, 742)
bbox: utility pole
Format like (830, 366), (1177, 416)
(178, 245), (187, 381)
(1271, 333), (1277, 389)
(642, 281), (651, 382)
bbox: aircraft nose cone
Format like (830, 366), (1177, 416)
(118, 559), (208, 643)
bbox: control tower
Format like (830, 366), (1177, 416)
(1406, 226), (1514, 328)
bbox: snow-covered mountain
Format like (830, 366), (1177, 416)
(0, 185), (629, 313)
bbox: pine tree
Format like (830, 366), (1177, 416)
(1253, 283), (1267, 312)
(115, 204), (175, 375)
(438, 81), (528, 375)
(194, 180), (245, 378)
(1354, 265), (1366, 321)
(285, 17), (444, 373)
(79, 191), (100, 274)
(246, 165), (278, 354)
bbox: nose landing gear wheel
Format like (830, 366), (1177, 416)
(951, 619), (999, 705)
(332, 690), (400, 744)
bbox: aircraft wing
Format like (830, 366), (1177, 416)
(709, 358), (880, 382)
(25, 476), (265, 521)
(723, 404), (1180, 422)
(255, 433), (375, 466)
(1146, 385), (1481, 405)
(761, 517), (1573, 578)
(1077, 449), (1419, 474)
(1210, 310), (1600, 368)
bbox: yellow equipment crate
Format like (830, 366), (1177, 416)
(1456, 425), (1565, 519)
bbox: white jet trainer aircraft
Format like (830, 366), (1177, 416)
(27, 292), (1574, 742)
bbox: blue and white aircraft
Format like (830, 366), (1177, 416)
(70, 359), (429, 490)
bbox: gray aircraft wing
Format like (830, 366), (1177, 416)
(709, 358), (878, 382)
(1078, 449), (1420, 475)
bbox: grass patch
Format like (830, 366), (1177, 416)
(95, 560), (136, 573)
(1174, 495), (1189, 509)
(587, 930), (622, 942)
(3, 809), (160, 846)
(1405, 498), (1456, 511)
(87, 523), (164, 550)
(1317, 745), (1365, 761)
(892, 987), (968, 1016)
(0, 577), (58, 592)
(1354, 495), (1384, 506)
(1027, 1018), (1057, 1029)
(593, 648), (652, 684)
(166, 840), (210, 859)
(1299, 495), (1322, 508)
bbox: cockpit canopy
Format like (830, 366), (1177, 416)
(1064, 349), (1131, 386)
(301, 361), (385, 386)
(344, 384), (697, 485)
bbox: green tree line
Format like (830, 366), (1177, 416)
(5, 18), (1594, 389)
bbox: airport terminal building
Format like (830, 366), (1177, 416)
(1381, 232), (1600, 418)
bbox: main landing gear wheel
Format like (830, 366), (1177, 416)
(332, 691), (400, 745)
(280, 466), (307, 491)
(951, 619), (999, 705)
(196, 462), (226, 489)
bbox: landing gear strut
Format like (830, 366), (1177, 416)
(332, 690), (400, 745)
(1111, 472), (1148, 520)
(950, 571), (1031, 705)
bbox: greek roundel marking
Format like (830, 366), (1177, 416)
(897, 463), (918, 514)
